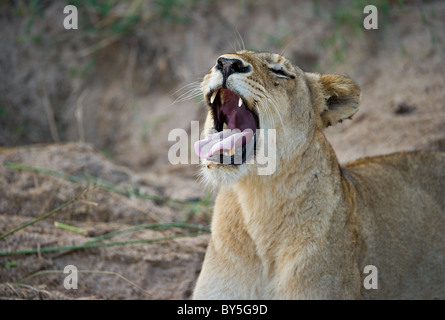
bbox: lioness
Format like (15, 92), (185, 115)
(193, 51), (445, 299)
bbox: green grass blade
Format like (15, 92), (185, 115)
(4, 162), (212, 206)
(0, 233), (201, 256)
(0, 198), (77, 241)
(54, 221), (88, 236)
(86, 222), (209, 244)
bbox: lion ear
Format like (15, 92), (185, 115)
(319, 74), (361, 127)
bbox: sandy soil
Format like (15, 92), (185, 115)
(0, 143), (210, 299)
(0, 1), (444, 299)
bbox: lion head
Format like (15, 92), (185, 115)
(195, 51), (361, 185)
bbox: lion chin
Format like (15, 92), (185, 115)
(192, 50), (445, 300)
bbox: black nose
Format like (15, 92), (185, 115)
(216, 57), (250, 87)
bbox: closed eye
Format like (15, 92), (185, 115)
(269, 68), (295, 79)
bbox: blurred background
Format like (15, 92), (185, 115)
(0, 0), (444, 299)
(2, 0), (444, 170)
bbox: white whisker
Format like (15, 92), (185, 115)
(171, 72), (225, 106)
(174, 86), (201, 99)
(171, 80), (202, 95)
(256, 95), (273, 129)
(262, 94), (276, 129)
(171, 85), (203, 105)
(234, 29), (246, 52)
(263, 93), (285, 129)
(253, 88), (277, 130)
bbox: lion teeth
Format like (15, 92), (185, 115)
(210, 90), (218, 104)
(238, 97), (243, 107)
(223, 146), (236, 157)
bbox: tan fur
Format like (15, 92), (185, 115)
(193, 51), (445, 299)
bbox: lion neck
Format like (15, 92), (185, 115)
(233, 130), (346, 260)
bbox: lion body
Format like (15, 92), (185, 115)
(344, 151), (445, 299)
(193, 51), (445, 299)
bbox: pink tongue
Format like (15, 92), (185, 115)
(194, 129), (254, 159)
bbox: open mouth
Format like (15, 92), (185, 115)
(195, 88), (259, 165)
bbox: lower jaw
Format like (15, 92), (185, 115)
(206, 134), (256, 166)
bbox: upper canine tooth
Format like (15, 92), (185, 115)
(210, 90), (218, 104)
(238, 97), (243, 107)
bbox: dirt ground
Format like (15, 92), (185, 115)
(1, 1), (444, 299)
(0, 143), (210, 299)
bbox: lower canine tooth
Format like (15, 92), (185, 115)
(238, 97), (243, 107)
(223, 147), (236, 157)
